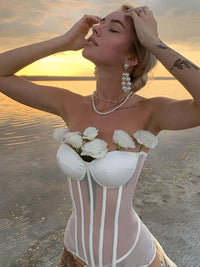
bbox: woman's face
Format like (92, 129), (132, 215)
(82, 10), (135, 66)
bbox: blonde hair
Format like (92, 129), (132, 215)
(121, 4), (158, 92)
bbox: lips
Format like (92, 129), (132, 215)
(86, 36), (99, 47)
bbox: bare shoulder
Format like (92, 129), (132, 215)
(142, 96), (200, 132)
(139, 95), (173, 104)
(59, 89), (89, 121)
(137, 95), (176, 110)
(130, 94), (167, 109)
(132, 95), (177, 133)
(143, 95), (188, 116)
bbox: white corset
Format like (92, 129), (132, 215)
(56, 143), (156, 267)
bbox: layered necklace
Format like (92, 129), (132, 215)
(92, 91), (133, 115)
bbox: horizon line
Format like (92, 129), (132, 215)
(21, 75), (176, 81)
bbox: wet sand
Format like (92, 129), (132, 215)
(0, 122), (200, 267)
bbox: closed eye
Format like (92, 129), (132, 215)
(109, 29), (119, 33)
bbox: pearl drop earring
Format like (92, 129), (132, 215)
(121, 63), (132, 92)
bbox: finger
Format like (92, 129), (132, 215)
(125, 7), (143, 18)
(85, 15), (101, 25)
(93, 16), (102, 23)
(134, 6), (155, 18)
(126, 6), (143, 16)
(148, 10), (155, 19)
(139, 10), (145, 16)
(124, 7), (135, 12)
(141, 6), (149, 13)
(84, 14), (101, 20)
(125, 7), (137, 14)
(125, 9), (140, 21)
(139, 6), (154, 16)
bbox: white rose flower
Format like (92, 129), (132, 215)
(63, 131), (83, 149)
(53, 127), (69, 142)
(83, 127), (98, 140)
(133, 130), (158, 149)
(113, 130), (135, 150)
(81, 138), (108, 159)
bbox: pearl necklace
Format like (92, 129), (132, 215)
(93, 91), (129, 103)
(92, 91), (133, 115)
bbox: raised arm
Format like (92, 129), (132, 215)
(0, 15), (101, 117)
(126, 6), (200, 131)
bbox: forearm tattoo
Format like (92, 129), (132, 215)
(156, 40), (169, 50)
(157, 40), (200, 71)
(170, 59), (200, 71)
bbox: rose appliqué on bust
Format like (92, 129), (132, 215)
(53, 127), (158, 162)
(133, 130), (158, 151)
(53, 127), (108, 162)
(113, 130), (136, 150)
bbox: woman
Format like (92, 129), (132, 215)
(0, 3), (199, 267)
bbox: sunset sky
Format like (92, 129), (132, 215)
(0, 0), (199, 77)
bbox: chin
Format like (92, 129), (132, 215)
(82, 48), (97, 64)
(82, 47), (121, 66)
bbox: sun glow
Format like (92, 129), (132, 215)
(16, 45), (200, 77)
(17, 50), (95, 77)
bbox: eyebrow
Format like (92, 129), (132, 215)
(101, 18), (125, 29)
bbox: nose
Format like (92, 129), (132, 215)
(92, 24), (101, 36)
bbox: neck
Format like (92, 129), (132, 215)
(95, 66), (129, 101)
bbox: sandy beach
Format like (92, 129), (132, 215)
(0, 120), (200, 267)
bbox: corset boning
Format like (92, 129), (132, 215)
(56, 144), (156, 267)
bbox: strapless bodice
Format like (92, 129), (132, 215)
(56, 143), (147, 188)
(55, 133), (157, 267)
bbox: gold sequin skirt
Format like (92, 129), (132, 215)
(154, 238), (177, 267)
(59, 247), (87, 267)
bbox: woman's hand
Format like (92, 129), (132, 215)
(63, 15), (101, 51)
(125, 6), (159, 49)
